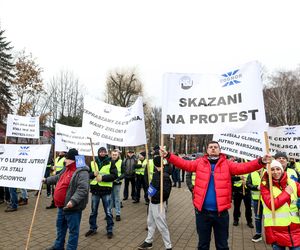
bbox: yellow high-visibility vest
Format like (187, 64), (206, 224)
(250, 171), (261, 200)
(191, 172), (196, 186)
(90, 161), (113, 188)
(136, 160), (147, 175)
(55, 157), (65, 172)
(233, 174), (248, 188)
(262, 178), (300, 227)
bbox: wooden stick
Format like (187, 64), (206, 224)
(145, 144), (151, 186)
(4, 136), (7, 144)
(25, 186), (42, 250)
(264, 131), (275, 225)
(160, 134), (164, 213)
(89, 137), (98, 172)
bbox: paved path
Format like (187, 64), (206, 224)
(0, 184), (271, 250)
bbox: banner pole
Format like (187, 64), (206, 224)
(89, 137), (98, 172)
(4, 136), (7, 144)
(160, 134), (164, 213)
(145, 144), (151, 186)
(264, 131), (275, 225)
(25, 187), (42, 250)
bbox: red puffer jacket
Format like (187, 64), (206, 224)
(261, 172), (300, 247)
(168, 153), (264, 212)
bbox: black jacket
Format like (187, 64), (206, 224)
(150, 169), (172, 204)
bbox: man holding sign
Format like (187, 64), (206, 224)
(44, 148), (89, 250)
(160, 141), (271, 250)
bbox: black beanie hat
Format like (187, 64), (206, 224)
(98, 147), (107, 153)
(139, 151), (146, 158)
(274, 151), (288, 160)
(66, 148), (79, 161)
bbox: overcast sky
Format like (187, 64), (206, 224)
(1, 0), (300, 106)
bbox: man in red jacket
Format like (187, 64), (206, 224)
(160, 141), (271, 250)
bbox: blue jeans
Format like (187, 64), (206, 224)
(20, 189), (28, 199)
(89, 193), (114, 233)
(110, 184), (121, 216)
(9, 188), (18, 209)
(195, 208), (229, 250)
(252, 199), (263, 235)
(272, 244), (300, 250)
(54, 208), (82, 250)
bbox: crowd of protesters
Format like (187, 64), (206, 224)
(1, 142), (300, 250)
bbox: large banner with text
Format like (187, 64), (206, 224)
(0, 144), (51, 190)
(82, 96), (147, 146)
(162, 61), (267, 134)
(6, 114), (40, 139)
(268, 125), (300, 159)
(213, 125), (300, 160)
(55, 123), (106, 156)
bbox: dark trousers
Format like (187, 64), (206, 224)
(172, 168), (181, 186)
(233, 191), (252, 223)
(195, 208), (229, 250)
(135, 174), (148, 202)
(123, 176), (136, 199)
(0, 186), (10, 201)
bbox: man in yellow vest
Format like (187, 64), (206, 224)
(134, 151), (149, 204)
(231, 157), (253, 228)
(85, 147), (117, 239)
(110, 149), (124, 221)
(246, 169), (263, 242)
(275, 152), (300, 182)
(46, 151), (66, 209)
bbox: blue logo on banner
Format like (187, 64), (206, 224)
(148, 184), (157, 197)
(75, 155), (86, 168)
(19, 146), (30, 155)
(220, 69), (242, 87)
(284, 127), (296, 135)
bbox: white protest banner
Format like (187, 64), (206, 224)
(0, 144), (51, 190)
(162, 61), (267, 134)
(82, 96), (147, 146)
(55, 123), (106, 156)
(213, 132), (266, 160)
(6, 114), (40, 139)
(268, 125), (300, 159)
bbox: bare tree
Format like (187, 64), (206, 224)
(264, 68), (300, 126)
(43, 71), (84, 127)
(104, 68), (143, 107)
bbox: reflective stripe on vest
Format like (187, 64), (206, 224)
(263, 178), (300, 226)
(136, 160), (146, 175)
(251, 171), (261, 200)
(90, 161), (113, 187)
(233, 174), (248, 188)
(115, 159), (122, 177)
(191, 172), (196, 186)
(55, 157), (65, 172)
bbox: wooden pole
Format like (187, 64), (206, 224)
(264, 131), (276, 225)
(4, 136), (7, 144)
(145, 144), (151, 186)
(160, 134), (164, 213)
(89, 137), (98, 172)
(25, 186), (42, 250)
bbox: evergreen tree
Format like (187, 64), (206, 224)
(0, 28), (15, 125)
